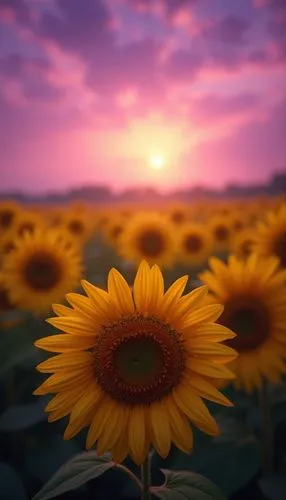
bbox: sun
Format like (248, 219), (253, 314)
(150, 154), (165, 170)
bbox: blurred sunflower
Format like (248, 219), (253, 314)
(63, 211), (93, 243)
(118, 213), (177, 267)
(200, 255), (286, 393)
(178, 223), (213, 266)
(209, 216), (233, 253)
(254, 204), (286, 268)
(34, 261), (236, 464)
(231, 229), (256, 261)
(168, 204), (189, 226)
(13, 210), (43, 237)
(0, 229), (17, 259)
(1, 229), (83, 314)
(103, 217), (126, 248)
(0, 201), (19, 232)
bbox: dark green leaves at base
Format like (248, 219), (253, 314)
(32, 452), (115, 500)
(0, 463), (27, 500)
(151, 470), (227, 500)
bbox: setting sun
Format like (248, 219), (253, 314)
(150, 154), (165, 170)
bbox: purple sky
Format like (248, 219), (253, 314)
(0, 0), (285, 194)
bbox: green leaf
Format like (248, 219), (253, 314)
(258, 475), (286, 500)
(0, 398), (48, 432)
(32, 451), (115, 500)
(151, 470), (227, 500)
(0, 462), (27, 500)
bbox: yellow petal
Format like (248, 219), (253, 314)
(97, 405), (127, 456)
(173, 385), (219, 436)
(158, 276), (188, 320)
(46, 317), (96, 336)
(149, 401), (171, 458)
(133, 260), (151, 313)
(52, 304), (77, 317)
(185, 323), (236, 342)
(80, 280), (115, 322)
(34, 334), (95, 353)
(128, 406), (147, 465)
(33, 368), (93, 395)
(187, 358), (236, 379)
(184, 375), (233, 407)
(64, 384), (102, 440)
(148, 265), (164, 314)
(108, 268), (134, 316)
(182, 304), (224, 330)
(86, 397), (116, 449)
(177, 285), (209, 319)
(65, 293), (97, 320)
(166, 396), (193, 453)
(185, 341), (237, 362)
(37, 351), (93, 374)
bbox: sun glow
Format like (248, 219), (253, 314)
(150, 154), (165, 170)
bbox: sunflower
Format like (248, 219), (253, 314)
(200, 255), (286, 393)
(13, 210), (43, 237)
(34, 261), (236, 464)
(103, 217), (126, 248)
(168, 205), (189, 226)
(231, 229), (256, 261)
(0, 201), (19, 232)
(63, 211), (93, 243)
(1, 229), (83, 314)
(0, 229), (17, 258)
(254, 204), (286, 268)
(209, 216), (233, 253)
(178, 223), (213, 266)
(118, 213), (177, 268)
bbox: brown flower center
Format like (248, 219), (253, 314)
(273, 231), (286, 267)
(220, 298), (270, 352)
(3, 242), (16, 255)
(183, 233), (203, 254)
(68, 220), (84, 235)
(23, 252), (62, 291)
(0, 210), (14, 229)
(214, 225), (230, 242)
(137, 229), (166, 257)
(93, 314), (186, 405)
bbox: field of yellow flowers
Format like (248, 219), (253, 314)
(0, 197), (286, 500)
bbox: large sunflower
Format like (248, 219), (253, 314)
(178, 223), (213, 266)
(200, 255), (286, 393)
(118, 213), (177, 267)
(13, 210), (43, 237)
(254, 204), (286, 268)
(1, 229), (83, 314)
(34, 261), (237, 464)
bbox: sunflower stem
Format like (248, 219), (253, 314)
(259, 378), (274, 477)
(116, 464), (143, 492)
(141, 453), (151, 500)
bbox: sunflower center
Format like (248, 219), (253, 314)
(214, 225), (230, 242)
(273, 231), (286, 267)
(3, 242), (15, 255)
(220, 298), (270, 351)
(23, 253), (62, 291)
(93, 314), (186, 405)
(138, 230), (165, 257)
(183, 234), (203, 254)
(68, 220), (84, 235)
(0, 210), (14, 228)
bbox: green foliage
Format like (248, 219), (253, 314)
(0, 462), (27, 500)
(31, 452), (115, 500)
(151, 470), (227, 500)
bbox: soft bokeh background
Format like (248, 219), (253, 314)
(0, 0), (285, 195)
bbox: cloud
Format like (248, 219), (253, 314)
(202, 15), (250, 45)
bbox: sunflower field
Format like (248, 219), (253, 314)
(0, 197), (286, 500)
